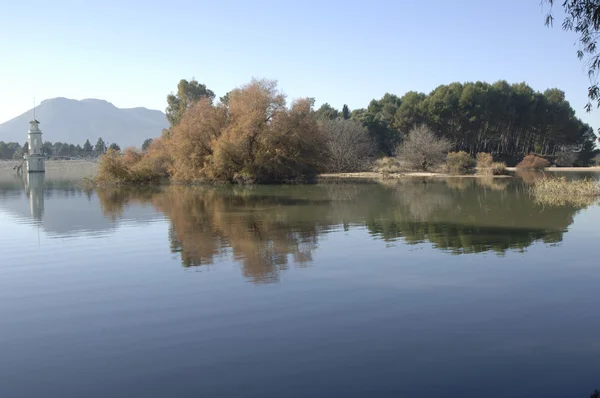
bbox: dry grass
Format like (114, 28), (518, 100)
(490, 162), (509, 175)
(531, 176), (600, 206)
(476, 152), (493, 169)
(373, 157), (404, 174)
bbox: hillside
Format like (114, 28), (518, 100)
(0, 98), (169, 148)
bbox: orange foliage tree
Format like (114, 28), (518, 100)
(98, 78), (329, 184)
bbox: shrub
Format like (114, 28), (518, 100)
(322, 119), (376, 172)
(490, 162), (509, 175)
(516, 154), (550, 170)
(446, 151), (476, 174)
(96, 148), (168, 185)
(476, 152), (493, 169)
(396, 125), (452, 171)
(373, 157), (403, 174)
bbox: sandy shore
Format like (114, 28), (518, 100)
(319, 171), (513, 180)
(320, 166), (600, 181)
(507, 166), (600, 172)
(1, 160), (598, 183)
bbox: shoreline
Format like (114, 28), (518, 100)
(1, 160), (599, 183)
(320, 166), (600, 181)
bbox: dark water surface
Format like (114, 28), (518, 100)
(1, 173), (599, 398)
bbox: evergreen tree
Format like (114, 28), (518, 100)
(83, 139), (93, 152)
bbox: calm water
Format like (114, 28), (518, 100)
(1, 172), (600, 398)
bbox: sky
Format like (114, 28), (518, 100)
(1, 0), (599, 133)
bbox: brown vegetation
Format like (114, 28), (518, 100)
(476, 152), (493, 169)
(96, 79), (329, 185)
(446, 151), (476, 175)
(96, 148), (168, 185)
(373, 157), (403, 174)
(490, 162), (509, 175)
(516, 154), (550, 170)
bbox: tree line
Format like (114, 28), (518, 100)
(0, 137), (128, 160)
(317, 80), (598, 164)
(97, 77), (599, 185)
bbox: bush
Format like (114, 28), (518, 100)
(476, 152), (493, 169)
(373, 157), (403, 174)
(446, 151), (476, 174)
(96, 148), (168, 185)
(490, 162), (509, 175)
(516, 154), (550, 170)
(396, 125), (452, 171)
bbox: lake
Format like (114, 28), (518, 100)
(1, 171), (599, 398)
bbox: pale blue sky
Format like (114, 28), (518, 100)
(1, 0), (598, 132)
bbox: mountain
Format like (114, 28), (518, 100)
(0, 97), (169, 148)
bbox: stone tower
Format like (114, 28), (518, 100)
(25, 119), (45, 172)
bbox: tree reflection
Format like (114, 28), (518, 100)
(97, 180), (586, 282)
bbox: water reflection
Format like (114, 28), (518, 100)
(96, 179), (588, 282)
(0, 174), (162, 238)
(24, 172), (45, 223)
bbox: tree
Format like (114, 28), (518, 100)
(57, 143), (70, 156)
(209, 79), (328, 183)
(554, 147), (579, 166)
(396, 125), (452, 171)
(314, 103), (340, 120)
(219, 92), (231, 106)
(94, 137), (106, 153)
(543, 0), (600, 111)
(322, 119), (376, 172)
(109, 143), (121, 151)
(166, 79), (215, 127)
(0, 142), (11, 159)
(142, 138), (153, 152)
(83, 139), (93, 152)
(42, 141), (53, 156)
(342, 104), (350, 120)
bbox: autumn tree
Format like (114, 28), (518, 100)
(168, 98), (228, 181)
(209, 79), (328, 183)
(166, 79), (215, 127)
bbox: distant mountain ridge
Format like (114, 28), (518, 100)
(0, 97), (169, 148)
